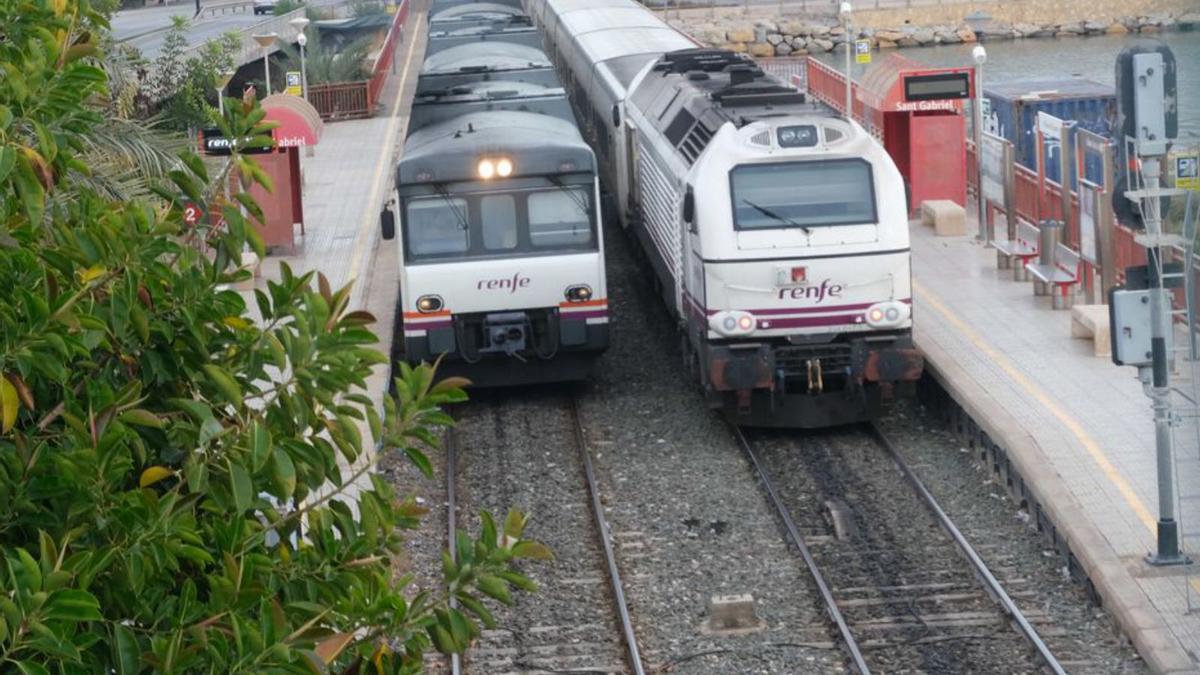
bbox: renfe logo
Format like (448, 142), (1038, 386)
(778, 279), (844, 302)
(478, 273), (531, 293)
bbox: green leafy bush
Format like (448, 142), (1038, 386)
(0, 1), (547, 672)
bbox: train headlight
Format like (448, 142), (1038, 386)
(416, 295), (444, 313)
(477, 159), (495, 179)
(776, 125), (819, 148)
(496, 158), (513, 177)
(863, 301), (909, 328)
(564, 284), (593, 302)
(709, 310), (757, 337)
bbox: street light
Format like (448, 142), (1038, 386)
(216, 69), (235, 117)
(839, 2), (853, 120)
(972, 44), (988, 242)
(289, 16), (311, 101)
(252, 32), (279, 96)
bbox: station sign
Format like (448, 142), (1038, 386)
(200, 128), (274, 156)
(1175, 154), (1198, 190)
(902, 71), (970, 103)
(979, 133), (1007, 206)
(855, 39), (871, 64)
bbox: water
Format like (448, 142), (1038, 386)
(815, 31), (1200, 141)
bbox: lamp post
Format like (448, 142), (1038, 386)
(972, 45), (988, 242)
(252, 32), (279, 96)
(289, 16), (311, 101)
(215, 69), (235, 117)
(839, 2), (853, 120)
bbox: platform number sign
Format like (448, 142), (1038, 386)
(183, 202), (202, 226)
(285, 71), (302, 97)
(855, 39), (871, 64)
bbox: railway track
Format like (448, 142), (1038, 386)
(445, 392), (644, 674)
(734, 423), (1069, 674)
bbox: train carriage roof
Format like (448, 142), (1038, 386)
(556, 7), (667, 34)
(421, 42), (550, 75)
(430, 2), (523, 23)
(398, 111), (594, 185)
(572, 27), (694, 65)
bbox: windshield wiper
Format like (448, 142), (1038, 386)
(547, 175), (591, 215)
(434, 183), (470, 231)
(741, 199), (810, 234)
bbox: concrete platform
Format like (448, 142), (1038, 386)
(910, 217), (1200, 673)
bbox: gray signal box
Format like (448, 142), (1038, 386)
(1110, 288), (1172, 367)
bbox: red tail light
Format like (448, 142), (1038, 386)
(791, 266), (807, 283)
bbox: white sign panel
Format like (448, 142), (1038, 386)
(1079, 182), (1098, 264)
(980, 133), (1006, 205)
(1037, 111), (1063, 140)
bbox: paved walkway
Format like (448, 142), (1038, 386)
(910, 215), (1200, 672)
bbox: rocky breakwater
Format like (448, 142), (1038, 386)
(677, 10), (1199, 58)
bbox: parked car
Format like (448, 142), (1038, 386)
(253, 0), (277, 15)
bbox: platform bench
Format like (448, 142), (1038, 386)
(1027, 243), (1082, 310)
(993, 219), (1040, 281)
(1070, 305), (1111, 357)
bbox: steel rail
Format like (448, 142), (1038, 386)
(445, 428), (463, 675)
(732, 426), (872, 675)
(867, 424), (1068, 675)
(567, 397), (646, 675)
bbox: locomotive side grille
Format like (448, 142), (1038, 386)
(678, 120), (714, 164)
(636, 139), (683, 285)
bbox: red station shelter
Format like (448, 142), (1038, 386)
(855, 55), (973, 215)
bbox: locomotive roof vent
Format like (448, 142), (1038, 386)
(687, 71), (710, 81)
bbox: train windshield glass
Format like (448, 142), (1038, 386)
(730, 159), (876, 230)
(529, 189), (592, 248)
(407, 197), (469, 256)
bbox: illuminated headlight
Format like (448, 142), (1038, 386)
(477, 159), (495, 179)
(416, 295), (444, 313)
(709, 310), (756, 337)
(863, 301), (909, 328)
(564, 284), (592, 302)
(496, 158), (513, 177)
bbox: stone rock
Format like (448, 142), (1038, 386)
(1106, 22), (1129, 34)
(877, 39), (898, 49)
(767, 33), (784, 45)
(780, 21), (807, 35)
(935, 30), (962, 44)
(1178, 12), (1200, 27)
(754, 27), (768, 43)
(700, 30), (727, 45)
(975, 20), (1013, 39)
(719, 42), (748, 54)
(809, 24), (831, 37)
(1055, 30), (1082, 37)
(755, 20), (779, 33)
(897, 36), (920, 47)
(809, 38), (834, 52)
(1139, 24), (1161, 32)
(1029, 27), (1055, 38)
(790, 36), (807, 49)
(956, 27), (977, 42)
(1057, 21), (1085, 34)
(749, 42), (775, 58)
(829, 25), (845, 37)
(913, 27), (936, 44)
(774, 42), (792, 56)
(1013, 22), (1041, 37)
(727, 29), (755, 43)
(1083, 19), (1109, 33)
(875, 29), (904, 42)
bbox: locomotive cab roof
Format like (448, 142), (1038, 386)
(398, 111), (595, 187)
(429, 1), (523, 23)
(421, 42), (551, 75)
(409, 80), (574, 131)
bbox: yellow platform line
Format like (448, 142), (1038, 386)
(345, 11), (423, 302)
(913, 279), (1158, 534)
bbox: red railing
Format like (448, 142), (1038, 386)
(804, 58), (882, 139)
(308, 0), (409, 120)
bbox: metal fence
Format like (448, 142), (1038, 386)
(307, 0), (409, 120)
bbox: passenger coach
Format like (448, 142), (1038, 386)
(525, 0), (923, 426)
(380, 0), (608, 385)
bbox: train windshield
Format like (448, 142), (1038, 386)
(403, 182), (595, 263)
(730, 158), (877, 230)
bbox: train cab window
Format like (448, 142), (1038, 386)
(481, 195), (518, 250)
(528, 189), (592, 247)
(406, 197), (469, 256)
(730, 159), (877, 230)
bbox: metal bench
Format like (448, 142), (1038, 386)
(993, 219), (1039, 281)
(1027, 242), (1082, 309)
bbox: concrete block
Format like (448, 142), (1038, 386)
(920, 200), (966, 236)
(1070, 304), (1111, 357)
(703, 594), (765, 634)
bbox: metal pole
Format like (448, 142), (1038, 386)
(217, 88), (224, 117)
(1097, 138), (1116, 300)
(263, 49), (272, 96)
(1060, 122), (1074, 245)
(1140, 156), (1187, 566)
(975, 61), (986, 242)
(844, 18), (852, 118)
(299, 42), (308, 101)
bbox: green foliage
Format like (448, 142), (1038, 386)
(280, 28), (373, 85)
(350, 0), (386, 17)
(0, 1), (548, 672)
(273, 0), (304, 16)
(148, 22), (240, 131)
